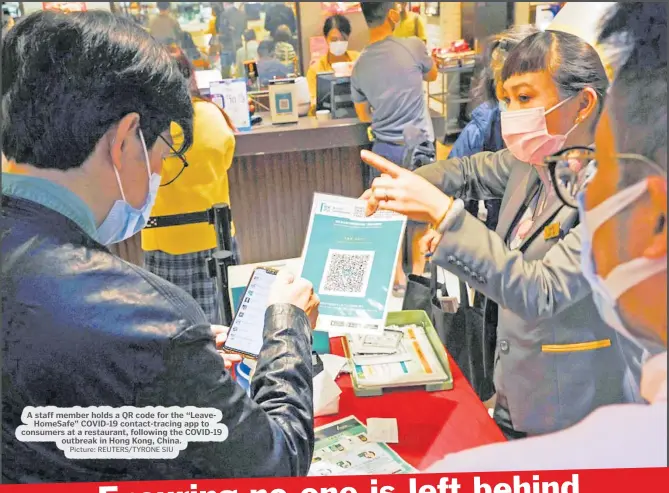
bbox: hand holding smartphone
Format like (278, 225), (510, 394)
(222, 268), (320, 359)
(222, 267), (279, 359)
(267, 270), (320, 329)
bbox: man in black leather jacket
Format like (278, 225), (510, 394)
(1, 10), (318, 482)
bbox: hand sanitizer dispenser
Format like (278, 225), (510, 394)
(268, 78), (299, 125)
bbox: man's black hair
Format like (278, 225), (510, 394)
(157, 2), (171, 12)
(361, 2), (393, 28)
(1, 9), (193, 171)
(323, 14), (352, 38)
(258, 39), (275, 58)
(598, 2), (667, 181)
(502, 30), (609, 131)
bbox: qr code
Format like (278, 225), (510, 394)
(319, 249), (375, 298)
(279, 99), (289, 110)
(352, 206), (366, 219)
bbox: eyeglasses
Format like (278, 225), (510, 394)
(545, 146), (666, 209)
(159, 135), (189, 187)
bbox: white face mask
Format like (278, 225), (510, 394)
(97, 130), (161, 245)
(578, 179), (667, 349)
(329, 40), (348, 57)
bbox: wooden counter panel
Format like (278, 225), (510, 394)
(228, 145), (368, 264)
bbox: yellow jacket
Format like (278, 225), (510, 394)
(142, 99), (236, 255)
(394, 12), (427, 42)
(307, 50), (361, 105)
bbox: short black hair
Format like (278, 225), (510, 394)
(473, 24), (540, 105)
(274, 24), (292, 43)
(243, 28), (256, 42)
(258, 40), (275, 58)
(502, 30), (609, 130)
(1, 10), (193, 171)
(323, 14), (352, 38)
(598, 2), (667, 182)
(157, 2), (171, 11)
(361, 2), (393, 28)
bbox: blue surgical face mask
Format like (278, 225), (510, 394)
(97, 130), (162, 245)
(498, 100), (508, 112)
(578, 180), (667, 351)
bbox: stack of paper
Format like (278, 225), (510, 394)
(347, 329), (412, 366)
(347, 324), (449, 389)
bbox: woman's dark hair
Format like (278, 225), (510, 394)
(168, 46), (237, 134)
(243, 28), (256, 42)
(1, 10), (193, 170)
(472, 25), (540, 105)
(157, 2), (171, 12)
(168, 45), (202, 99)
(274, 24), (292, 43)
(501, 30), (609, 128)
(323, 14), (351, 39)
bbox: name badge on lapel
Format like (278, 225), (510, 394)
(544, 223), (561, 240)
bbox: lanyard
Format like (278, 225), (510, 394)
(504, 180), (542, 249)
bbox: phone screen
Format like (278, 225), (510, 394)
(223, 268), (277, 358)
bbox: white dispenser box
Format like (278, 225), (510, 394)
(268, 78), (299, 124)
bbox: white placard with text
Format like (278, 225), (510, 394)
(210, 79), (251, 132)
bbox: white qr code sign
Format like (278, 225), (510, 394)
(319, 250), (375, 298)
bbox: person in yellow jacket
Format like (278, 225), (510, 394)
(393, 2), (427, 43)
(142, 47), (238, 324)
(307, 15), (360, 107)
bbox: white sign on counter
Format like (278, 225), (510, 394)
(210, 79), (252, 132)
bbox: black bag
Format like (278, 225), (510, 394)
(402, 262), (495, 401)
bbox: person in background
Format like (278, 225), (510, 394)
(257, 39), (290, 86)
(352, 2), (438, 294)
(149, 1), (182, 46)
(141, 47), (240, 325)
(449, 25), (539, 233)
(426, 1), (667, 471)
(236, 29), (259, 78)
(2, 5), (14, 36)
(213, 2), (248, 78)
(264, 2), (297, 39)
(393, 2), (427, 43)
(273, 24), (298, 72)
(1, 10), (319, 482)
(361, 29), (643, 439)
(307, 14), (361, 106)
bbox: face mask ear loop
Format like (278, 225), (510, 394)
(544, 95), (574, 116)
(586, 179), (650, 233)
(138, 129), (152, 180)
(111, 163), (127, 203)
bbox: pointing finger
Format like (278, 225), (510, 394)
(361, 150), (402, 178)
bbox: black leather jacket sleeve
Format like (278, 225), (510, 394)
(137, 304), (314, 478)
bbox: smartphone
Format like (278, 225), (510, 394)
(222, 267), (278, 359)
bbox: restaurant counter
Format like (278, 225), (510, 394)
(230, 111), (445, 264)
(109, 111), (445, 266)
